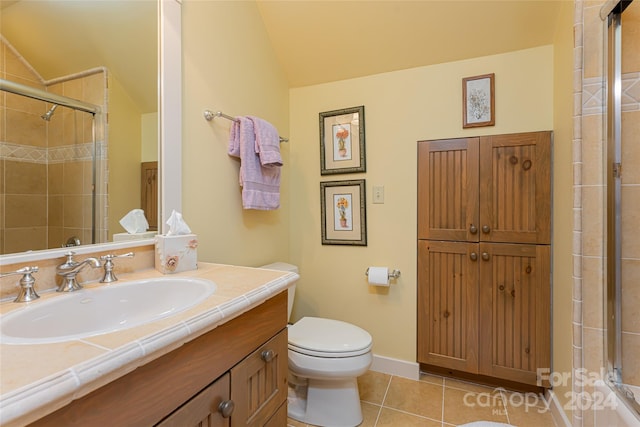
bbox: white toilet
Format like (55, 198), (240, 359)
(261, 262), (373, 427)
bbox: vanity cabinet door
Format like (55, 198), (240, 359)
(231, 329), (288, 427)
(156, 373), (231, 427)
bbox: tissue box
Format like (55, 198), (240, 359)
(155, 234), (198, 274)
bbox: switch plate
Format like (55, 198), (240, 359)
(373, 185), (384, 204)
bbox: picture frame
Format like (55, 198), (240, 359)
(319, 106), (366, 175)
(320, 179), (367, 246)
(462, 73), (495, 128)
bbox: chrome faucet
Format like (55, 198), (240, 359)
(0, 266), (40, 302)
(56, 252), (101, 292)
(99, 252), (135, 283)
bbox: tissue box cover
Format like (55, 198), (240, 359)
(155, 234), (198, 274)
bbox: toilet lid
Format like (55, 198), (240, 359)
(288, 317), (372, 357)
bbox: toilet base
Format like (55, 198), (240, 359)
(287, 377), (363, 427)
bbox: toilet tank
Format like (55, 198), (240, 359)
(260, 262), (298, 321)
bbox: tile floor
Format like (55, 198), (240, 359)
(287, 371), (558, 427)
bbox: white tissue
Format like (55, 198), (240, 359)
(119, 209), (149, 234)
(367, 267), (389, 287)
(166, 209), (192, 236)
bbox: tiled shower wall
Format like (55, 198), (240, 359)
(574, 1), (640, 426)
(0, 38), (107, 254)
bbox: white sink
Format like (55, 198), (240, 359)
(0, 277), (216, 344)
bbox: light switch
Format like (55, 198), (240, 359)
(373, 185), (384, 204)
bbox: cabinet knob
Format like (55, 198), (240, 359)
(481, 252), (490, 261)
(469, 224), (478, 234)
(470, 252), (478, 261)
(261, 349), (275, 363)
(218, 400), (235, 418)
(482, 225), (491, 234)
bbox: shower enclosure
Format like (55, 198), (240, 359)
(0, 77), (106, 254)
(602, 0), (640, 417)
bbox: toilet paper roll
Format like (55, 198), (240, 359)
(368, 267), (389, 286)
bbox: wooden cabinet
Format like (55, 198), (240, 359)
(141, 161), (158, 231)
(417, 131), (551, 388)
(29, 292), (288, 427)
(157, 374), (231, 427)
(417, 240), (479, 373)
(418, 132), (551, 245)
(230, 330), (288, 427)
(477, 243), (550, 386)
(158, 330), (288, 427)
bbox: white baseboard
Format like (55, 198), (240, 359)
(370, 354), (420, 381)
(547, 389), (571, 427)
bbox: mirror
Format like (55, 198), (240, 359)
(0, 0), (161, 255)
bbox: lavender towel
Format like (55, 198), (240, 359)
(248, 116), (283, 167)
(228, 117), (281, 210)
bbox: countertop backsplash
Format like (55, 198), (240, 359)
(0, 243), (155, 302)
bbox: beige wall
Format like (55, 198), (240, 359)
(107, 74), (143, 241)
(181, 0), (290, 266)
(552, 0), (575, 418)
(289, 46), (554, 361)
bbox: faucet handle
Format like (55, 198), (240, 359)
(0, 266), (40, 302)
(63, 251), (77, 265)
(99, 252), (135, 283)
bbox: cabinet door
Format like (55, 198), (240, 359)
(478, 243), (551, 386)
(156, 373), (231, 427)
(141, 161), (158, 231)
(479, 132), (551, 244)
(418, 138), (480, 242)
(231, 329), (288, 427)
(417, 240), (479, 372)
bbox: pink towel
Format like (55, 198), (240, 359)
(248, 116), (283, 167)
(228, 117), (281, 210)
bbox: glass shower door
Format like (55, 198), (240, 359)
(604, 0), (640, 415)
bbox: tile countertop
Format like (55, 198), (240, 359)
(0, 262), (298, 427)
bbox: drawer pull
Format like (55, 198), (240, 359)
(469, 224), (478, 234)
(482, 225), (491, 234)
(470, 252), (478, 261)
(481, 252), (490, 261)
(218, 400), (235, 418)
(261, 349), (275, 363)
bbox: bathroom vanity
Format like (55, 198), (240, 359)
(0, 263), (296, 427)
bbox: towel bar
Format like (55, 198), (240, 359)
(203, 109), (289, 143)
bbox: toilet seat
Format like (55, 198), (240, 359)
(288, 317), (372, 358)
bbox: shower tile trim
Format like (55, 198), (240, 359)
(0, 141), (107, 163)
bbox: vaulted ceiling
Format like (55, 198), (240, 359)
(1, 0), (564, 109)
(256, 0), (564, 87)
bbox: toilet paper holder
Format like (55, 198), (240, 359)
(365, 268), (401, 279)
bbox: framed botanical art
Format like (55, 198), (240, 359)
(462, 73), (495, 128)
(320, 179), (367, 246)
(319, 106), (366, 175)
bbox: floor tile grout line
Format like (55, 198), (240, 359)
(441, 376), (446, 426)
(372, 374), (393, 426)
(500, 389), (512, 424)
(376, 404), (444, 425)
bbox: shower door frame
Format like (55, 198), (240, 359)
(0, 79), (101, 248)
(602, 0), (640, 416)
